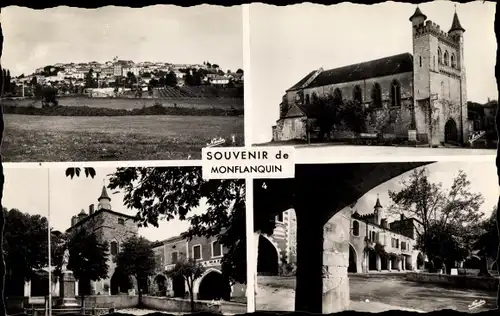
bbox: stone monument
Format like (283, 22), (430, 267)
(55, 249), (81, 309)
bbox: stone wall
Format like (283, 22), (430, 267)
(406, 272), (499, 291)
(91, 211), (138, 294)
(141, 296), (221, 313)
(79, 294), (139, 309)
(274, 117), (308, 141)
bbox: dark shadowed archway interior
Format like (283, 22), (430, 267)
(154, 274), (167, 296)
(444, 118), (459, 144)
(257, 235), (279, 276)
(110, 269), (132, 295)
(348, 245), (357, 273)
(198, 271), (231, 301)
(172, 275), (185, 298)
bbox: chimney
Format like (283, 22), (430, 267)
(71, 215), (78, 227)
(89, 204), (95, 215)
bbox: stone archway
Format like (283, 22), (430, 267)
(444, 118), (459, 144)
(348, 244), (357, 273)
(257, 235), (280, 276)
(198, 269), (231, 301)
(172, 275), (185, 298)
(110, 268), (132, 295)
(153, 274), (167, 296)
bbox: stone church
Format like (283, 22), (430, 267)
(272, 6), (470, 146)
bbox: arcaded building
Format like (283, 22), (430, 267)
(256, 197), (425, 275)
(150, 234), (247, 301)
(272, 7), (470, 147)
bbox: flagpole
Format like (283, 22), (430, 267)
(47, 168), (52, 316)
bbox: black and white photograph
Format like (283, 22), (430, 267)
(0, 5), (244, 162)
(3, 166), (247, 315)
(249, 2), (496, 160)
(252, 160), (498, 313)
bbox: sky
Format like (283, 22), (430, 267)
(2, 166), (207, 242)
(352, 160), (498, 222)
(249, 1), (498, 144)
(1, 5), (243, 76)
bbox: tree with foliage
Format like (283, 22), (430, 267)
(472, 206), (498, 276)
(388, 167), (484, 272)
(115, 235), (156, 305)
(65, 167), (247, 286)
(40, 87), (59, 107)
(85, 68), (95, 89)
(50, 230), (66, 278)
(3, 208), (49, 296)
(236, 69), (243, 74)
(165, 71), (178, 87)
(66, 228), (110, 302)
(165, 258), (205, 312)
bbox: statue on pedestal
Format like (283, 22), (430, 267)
(56, 248), (81, 308)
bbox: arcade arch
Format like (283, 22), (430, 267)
(257, 234), (280, 276)
(197, 269), (231, 301)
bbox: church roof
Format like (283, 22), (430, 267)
(449, 12), (465, 33)
(409, 6), (427, 22)
(287, 53), (413, 91)
(286, 70), (317, 92)
(98, 185), (111, 201)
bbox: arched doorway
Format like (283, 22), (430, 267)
(31, 270), (49, 297)
(172, 275), (185, 298)
(257, 235), (279, 276)
(348, 245), (357, 273)
(444, 118), (459, 144)
(154, 274), (167, 296)
(198, 271), (231, 301)
(110, 268), (132, 295)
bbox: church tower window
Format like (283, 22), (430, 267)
(333, 88), (343, 105)
(438, 47), (442, 64)
(451, 53), (456, 68)
(390, 80), (402, 107)
(419, 56), (422, 67)
(353, 85), (363, 104)
(443, 51), (449, 66)
(371, 83), (382, 108)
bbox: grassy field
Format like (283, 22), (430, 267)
(2, 114), (244, 162)
(1, 96), (243, 110)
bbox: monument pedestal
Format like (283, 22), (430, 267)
(55, 270), (81, 308)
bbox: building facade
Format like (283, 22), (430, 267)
(256, 197), (424, 276)
(150, 235), (247, 301)
(272, 7), (470, 147)
(65, 186), (139, 296)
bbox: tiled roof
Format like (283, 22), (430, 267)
(449, 12), (465, 33)
(287, 53), (413, 92)
(286, 70), (317, 92)
(307, 53), (414, 89)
